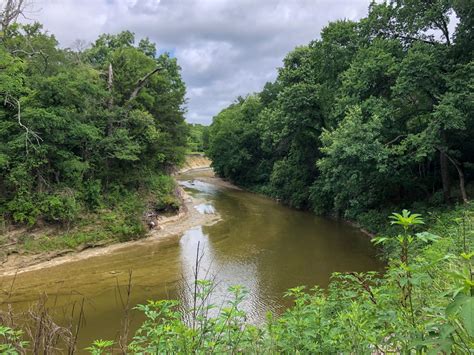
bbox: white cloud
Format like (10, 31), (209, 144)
(24, 0), (373, 124)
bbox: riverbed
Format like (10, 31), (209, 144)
(0, 168), (384, 350)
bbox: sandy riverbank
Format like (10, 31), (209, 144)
(0, 180), (221, 277)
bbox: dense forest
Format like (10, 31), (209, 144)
(1, 0), (473, 354)
(208, 0), (473, 230)
(0, 12), (188, 240)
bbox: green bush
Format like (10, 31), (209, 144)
(7, 192), (41, 226)
(145, 174), (180, 212)
(102, 192), (146, 242)
(121, 207), (474, 353)
(82, 179), (103, 211)
(146, 174), (175, 194)
(40, 193), (80, 225)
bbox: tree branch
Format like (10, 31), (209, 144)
(11, 47), (49, 73)
(385, 135), (406, 146)
(1, 92), (42, 154)
(128, 66), (163, 101)
(1, 0), (27, 34)
(393, 34), (438, 46)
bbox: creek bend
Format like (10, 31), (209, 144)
(0, 168), (384, 349)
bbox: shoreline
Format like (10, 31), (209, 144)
(0, 173), (221, 277)
(0, 164), (376, 277)
(202, 173), (375, 238)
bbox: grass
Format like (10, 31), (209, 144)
(3, 175), (181, 255)
(17, 213), (120, 253)
(5, 207), (146, 254)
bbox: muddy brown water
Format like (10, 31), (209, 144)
(0, 169), (384, 351)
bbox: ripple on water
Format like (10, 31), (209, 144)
(194, 203), (216, 214)
(178, 179), (218, 194)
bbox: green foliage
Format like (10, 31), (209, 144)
(103, 191), (146, 242)
(0, 326), (28, 354)
(207, 0), (473, 218)
(144, 174), (179, 212)
(39, 193), (80, 225)
(85, 339), (114, 355)
(207, 96), (270, 187)
(0, 23), (188, 237)
(126, 282), (264, 353)
(186, 123), (209, 153)
(85, 206), (469, 353)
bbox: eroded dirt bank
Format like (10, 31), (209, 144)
(178, 153), (211, 173)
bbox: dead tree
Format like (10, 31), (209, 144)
(0, 0), (29, 35)
(107, 63), (113, 109)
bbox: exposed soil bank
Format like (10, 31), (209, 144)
(0, 183), (220, 277)
(178, 153), (211, 173)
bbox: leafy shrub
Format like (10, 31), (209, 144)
(0, 325), (28, 354)
(146, 174), (180, 212)
(82, 179), (103, 211)
(128, 283), (265, 353)
(102, 192), (146, 242)
(7, 192), (41, 226)
(269, 155), (313, 209)
(40, 193), (80, 225)
(154, 194), (180, 212)
(106, 215), (145, 242)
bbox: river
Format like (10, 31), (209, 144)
(0, 168), (384, 351)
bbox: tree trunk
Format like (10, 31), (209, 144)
(444, 153), (469, 204)
(107, 63), (114, 136)
(440, 149), (451, 202)
(107, 63), (113, 110)
(439, 131), (451, 202)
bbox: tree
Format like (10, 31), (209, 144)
(0, 25), (188, 226)
(208, 0), (472, 218)
(0, 0), (28, 38)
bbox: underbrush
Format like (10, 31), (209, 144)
(1, 204), (472, 354)
(0, 174), (180, 254)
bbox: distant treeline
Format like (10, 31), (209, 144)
(207, 0), (473, 229)
(187, 123), (209, 153)
(0, 21), (187, 227)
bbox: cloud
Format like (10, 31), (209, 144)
(26, 0), (372, 124)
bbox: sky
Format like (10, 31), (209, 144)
(24, 0), (373, 125)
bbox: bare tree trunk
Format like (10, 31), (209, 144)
(107, 63), (113, 109)
(106, 63), (114, 138)
(444, 152), (469, 204)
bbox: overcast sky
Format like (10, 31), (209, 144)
(25, 0), (372, 124)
